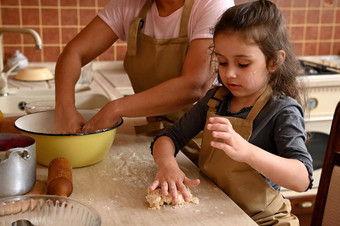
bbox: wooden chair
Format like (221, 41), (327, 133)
(311, 101), (340, 226)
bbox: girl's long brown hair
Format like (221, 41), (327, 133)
(212, 0), (305, 106)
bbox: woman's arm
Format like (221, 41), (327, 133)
(54, 16), (119, 133)
(82, 38), (214, 132)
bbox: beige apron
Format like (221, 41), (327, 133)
(199, 86), (299, 225)
(124, 0), (193, 126)
(124, 0), (201, 163)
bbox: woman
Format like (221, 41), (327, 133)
(54, 0), (234, 138)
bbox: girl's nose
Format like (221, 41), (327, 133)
(221, 66), (237, 79)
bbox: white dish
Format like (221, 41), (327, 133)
(15, 66), (54, 81)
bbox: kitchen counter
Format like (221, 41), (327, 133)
(1, 116), (256, 226)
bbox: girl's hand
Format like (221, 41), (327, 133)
(148, 160), (200, 204)
(206, 117), (251, 163)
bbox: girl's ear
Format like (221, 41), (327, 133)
(268, 50), (286, 73)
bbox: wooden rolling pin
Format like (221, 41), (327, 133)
(47, 157), (73, 197)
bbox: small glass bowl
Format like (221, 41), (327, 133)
(0, 195), (101, 226)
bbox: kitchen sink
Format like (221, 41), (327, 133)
(0, 91), (110, 116)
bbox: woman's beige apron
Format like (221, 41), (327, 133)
(124, 0), (194, 126)
(199, 86), (299, 225)
(124, 0), (201, 163)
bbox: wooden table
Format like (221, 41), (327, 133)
(3, 117), (256, 225)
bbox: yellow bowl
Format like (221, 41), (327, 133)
(14, 109), (123, 168)
(15, 66), (54, 81)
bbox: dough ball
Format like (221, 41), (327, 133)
(145, 187), (199, 209)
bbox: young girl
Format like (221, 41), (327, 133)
(148, 0), (313, 225)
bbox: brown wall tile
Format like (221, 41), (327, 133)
(22, 8), (40, 26)
(61, 28), (79, 44)
(320, 26), (333, 40)
(42, 28), (60, 44)
(43, 46), (61, 62)
(319, 42), (331, 55)
(2, 8), (20, 25)
(307, 10), (320, 24)
(1, 0), (19, 6)
(309, 0), (322, 7)
(321, 9), (335, 24)
(41, 0), (58, 7)
(290, 26), (305, 41)
(79, 9), (97, 26)
(61, 9), (78, 26)
(292, 42), (303, 56)
(79, 0), (96, 7)
(1, 0), (339, 63)
(292, 9), (306, 25)
(306, 26), (319, 40)
(60, 0), (77, 7)
(22, 0), (39, 6)
(42, 9), (59, 26)
(305, 42), (318, 55)
(24, 46), (43, 62)
(3, 33), (21, 45)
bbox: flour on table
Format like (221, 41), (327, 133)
(145, 187), (199, 209)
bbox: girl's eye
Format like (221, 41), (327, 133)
(219, 62), (227, 66)
(239, 63), (249, 68)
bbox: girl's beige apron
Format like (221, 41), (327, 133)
(124, 0), (200, 162)
(199, 86), (299, 225)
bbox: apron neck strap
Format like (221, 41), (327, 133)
(179, 0), (194, 37)
(138, 0), (153, 20)
(207, 86), (229, 113)
(245, 86), (273, 122)
(127, 0), (152, 56)
(207, 85), (273, 121)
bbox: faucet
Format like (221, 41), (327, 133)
(0, 27), (42, 96)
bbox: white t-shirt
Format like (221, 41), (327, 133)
(98, 0), (234, 42)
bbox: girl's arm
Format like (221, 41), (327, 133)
(149, 136), (200, 203)
(207, 117), (310, 192)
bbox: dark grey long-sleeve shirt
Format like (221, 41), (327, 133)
(152, 87), (314, 191)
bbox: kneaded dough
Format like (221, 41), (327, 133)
(145, 187), (199, 209)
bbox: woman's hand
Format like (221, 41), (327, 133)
(82, 102), (122, 132)
(148, 160), (200, 204)
(54, 105), (86, 134)
(207, 117), (251, 163)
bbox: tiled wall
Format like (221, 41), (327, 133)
(0, 0), (339, 64)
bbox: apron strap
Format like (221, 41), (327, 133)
(207, 86), (229, 113)
(179, 0), (194, 38)
(207, 86), (273, 124)
(127, 0), (193, 55)
(127, 18), (144, 56)
(126, 0), (153, 56)
(245, 86), (273, 122)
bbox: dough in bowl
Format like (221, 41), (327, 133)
(145, 187), (199, 209)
